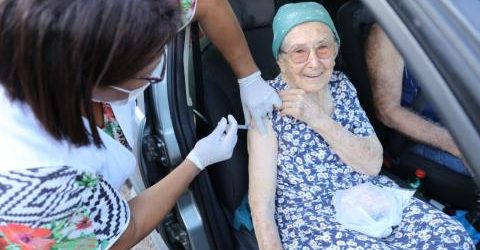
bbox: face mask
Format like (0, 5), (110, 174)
(92, 83), (150, 105)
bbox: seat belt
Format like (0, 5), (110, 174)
(191, 22), (210, 128)
(412, 90), (427, 113)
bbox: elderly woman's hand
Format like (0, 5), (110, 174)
(279, 88), (330, 125)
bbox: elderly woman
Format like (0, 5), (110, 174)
(248, 2), (473, 249)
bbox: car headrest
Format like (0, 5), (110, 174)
(229, 0), (275, 29)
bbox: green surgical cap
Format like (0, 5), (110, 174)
(272, 2), (340, 59)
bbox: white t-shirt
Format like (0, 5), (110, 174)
(0, 85), (135, 190)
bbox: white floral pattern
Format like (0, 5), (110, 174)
(269, 71), (473, 249)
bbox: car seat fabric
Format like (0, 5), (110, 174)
(335, 0), (381, 138)
(229, 0), (274, 30)
(198, 0), (277, 249)
(201, 29), (277, 217)
(336, 0), (475, 209)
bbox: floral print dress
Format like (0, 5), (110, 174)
(0, 167), (130, 250)
(269, 71), (473, 249)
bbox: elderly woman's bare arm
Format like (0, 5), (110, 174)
(310, 116), (383, 176)
(279, 88), (383, 176)
(248, 120), (282, 250)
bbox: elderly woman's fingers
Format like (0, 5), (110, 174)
(280, 88), (306, 95)
(279, 90), (306, 103)
(280, 105), (302, 118)
(279, 89), (306, 98)
(280, 94), (303, 103)
(281, 101), (302, 110)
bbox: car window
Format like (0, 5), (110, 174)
(446, 0), (480, 34)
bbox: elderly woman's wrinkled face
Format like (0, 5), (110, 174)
(278, 22), (337, 93)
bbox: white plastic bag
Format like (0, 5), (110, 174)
(332, 182), (414, 238)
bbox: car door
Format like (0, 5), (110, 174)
(137, 25), (222, 250)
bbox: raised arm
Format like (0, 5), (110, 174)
(112, 116), (238, 249)
(309, 115), (383, 176)
(193, 0), (256, 78)
(193, 0), (282, 133)
(365, 24), (461, 157)
(279, 88), (383, 176)
(112, 160), (200, 249)
(247, 120), (282, 250)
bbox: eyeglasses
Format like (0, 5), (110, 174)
(280, 43), (334, 64)
(135, 51), (167, 84)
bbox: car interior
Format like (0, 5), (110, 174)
(195, 1), (278, 248)
(335, 0), (475, 209)
(142, 0), (477, 249)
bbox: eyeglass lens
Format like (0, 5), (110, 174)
(287, 44), (333, 63)
(136, 52), (167, 84)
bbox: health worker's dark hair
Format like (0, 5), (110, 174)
(0, 0), (180, 146)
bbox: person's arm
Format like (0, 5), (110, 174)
(193, 0), (256, 78)
(193, 0), (282, 133)
(365, 24), (461, 157)
(280, 89), (383, 176)
(247, 120), (282, 250)
(111, 160), (199, 249)
(112, 116), (238, 249)
(309, 115), (383, 176)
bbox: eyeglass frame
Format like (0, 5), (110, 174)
(134, 50), (167, 84)
(279, 42), (336, 64)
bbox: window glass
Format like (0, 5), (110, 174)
(446, 0), (480, 35)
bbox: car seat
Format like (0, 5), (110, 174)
(336, 0), (475, 209)
(196, 0), (278, 249)
(197, 2), (335, 248)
